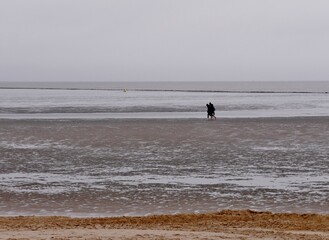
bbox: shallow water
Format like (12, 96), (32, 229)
(0, 88), (328, 119)
(0, 118), (328, 216)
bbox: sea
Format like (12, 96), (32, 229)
(0, 81), (328, 216)
(0, 81), (329, 119)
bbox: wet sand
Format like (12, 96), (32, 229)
(1, 117), (329, 216)
(1, 117), (329, 239)
(1, 210), (329, 239)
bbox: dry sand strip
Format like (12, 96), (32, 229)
(0, 210), (329, 239)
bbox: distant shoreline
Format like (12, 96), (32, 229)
(0, 86), (328, 94)
(1, 80), (329, 93)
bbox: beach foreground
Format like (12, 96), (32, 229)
(1, 210), (329, 240)
(1, 117), (329, 216)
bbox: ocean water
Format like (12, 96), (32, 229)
(0, 81), (328, 119)
(0, 81), (328, 216)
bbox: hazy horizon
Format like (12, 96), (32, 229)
(1, 1), (329, 82)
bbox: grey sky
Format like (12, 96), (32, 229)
(1, 0), (329, 82)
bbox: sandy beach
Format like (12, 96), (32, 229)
(1, 210), (329, 239)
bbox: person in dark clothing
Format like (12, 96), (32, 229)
(206, 103), (211, 118)
(206, 102), (216, 119)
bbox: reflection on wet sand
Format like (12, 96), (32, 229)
(0, 117), (328, 216)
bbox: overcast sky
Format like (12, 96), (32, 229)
(1, 0), (329, 82)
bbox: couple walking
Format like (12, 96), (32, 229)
(206, 102), (216, 119)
